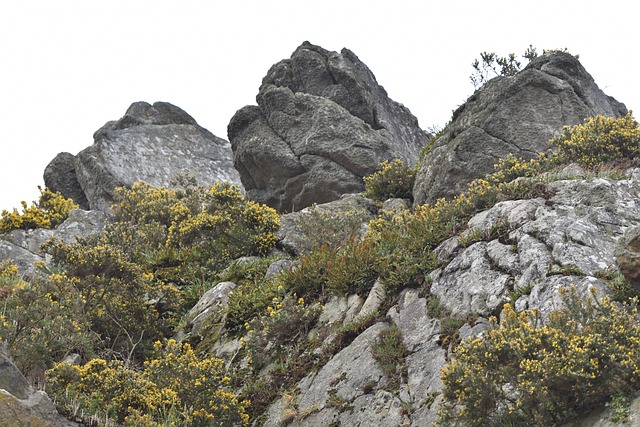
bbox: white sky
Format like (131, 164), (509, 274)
(1, 0), (638, 212)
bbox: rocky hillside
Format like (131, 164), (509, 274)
(1, 44), (639, 427)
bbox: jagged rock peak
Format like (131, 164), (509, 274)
(229, 41), (430, 213)
(413, 51), (627, 206)
(111, 101), (197, 130)
(44, 101), (241, 212)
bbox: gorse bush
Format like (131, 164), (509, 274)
(0, 186), (78, 233)
(364, 159), (416, 201)
(439, 287), (640, 426)
(43, 236), (178, 363)
(111, 180), (279, 279)
(552, 113), (640, 167)
(47, 339), (248, 426)
(0, 262), (94, 384)
(42, 180), (280, 362)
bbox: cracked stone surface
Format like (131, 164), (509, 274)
(229, 41), (430, 212)
(414, 51), (627, 206)
(430, 169), (640, 319)
(45, 101), (241, 212)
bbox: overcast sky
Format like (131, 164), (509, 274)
(1, 1), (638, 212)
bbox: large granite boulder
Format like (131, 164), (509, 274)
(44, 101), (241, 212)
(414, 52), (628, 206)
(229, 41), (430, 212)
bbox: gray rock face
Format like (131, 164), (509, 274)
(43, 152), (89, 210)
(263, 288), (447, 427)
(229, 41), (430, 212)
(0, 345), (79, 426)
(430, 169), (640, 319)
(615, 226), (640, 289)
(45, 101), (241, 212)
(0, 209), (106, 276)
(186, 281), (236, 337)
(414, 52), (628, 206)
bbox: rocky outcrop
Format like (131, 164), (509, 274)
(0, 345), (78, 427)
(430, 167), (640, 320)
(414, 52), (628, 206)
(229, 41), (430, 212)
(0, 209), (106, 276)
(262, 288), (446, 427)
(45, 101), (241, 212)
(257, 167), (640, 426)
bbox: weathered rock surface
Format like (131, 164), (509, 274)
(0, 209), (106, 276)
(45, 101), (241, 212)
(414, 52), (628, 206)
(0, 345), (78, 427)
(615, 226), (640, 290)
(276, 193), (377, 255)
(263, 287), (447, 427)
(229, 41), (430, 212)
(430, 168), (640, 319)
(43, 152), (90, 210)
(185, 281), (236, 337)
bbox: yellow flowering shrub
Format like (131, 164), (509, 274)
(439, 287), (640, 426)
(364, 159), (416, 201)
(111, 181), (279, 282)
(0, 187), (78, 233)
(143, 339), (249, 427)
(0, 262), (93, 383)
(43, 236), (179, 362)
(47, 340), (248, 426)
(552, 113), (640, 168)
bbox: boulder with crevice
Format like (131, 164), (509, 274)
(229, 41), (430, 212)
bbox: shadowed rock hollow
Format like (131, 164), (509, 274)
(413, 51), (628, 206)
(229, 41), (430, 212)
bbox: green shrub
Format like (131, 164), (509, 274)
(364, 159), (416, 201)
(293, 204), (372, 251)
(439, 287), (640, 426)
(0, 187), (78, 233)
(371, 324), (409, 390)
(244, 294), (321, 370)
(278, 239), (379, 302)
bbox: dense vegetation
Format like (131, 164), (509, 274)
(0, 113), (638, 426)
